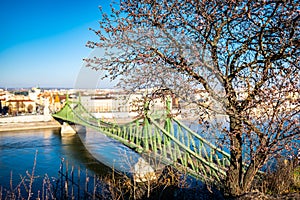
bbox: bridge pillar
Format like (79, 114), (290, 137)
(133, 157), (156, 183)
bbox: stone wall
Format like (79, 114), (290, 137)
(0, 115), (53, 123)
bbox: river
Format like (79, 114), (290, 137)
(0, 127), (142, 196)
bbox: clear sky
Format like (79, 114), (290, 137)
(0, 0), (112, 89)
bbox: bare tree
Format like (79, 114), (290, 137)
(85, 0), (300, 196)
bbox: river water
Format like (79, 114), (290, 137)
(0, 117), (233, 198)
(0, 127), (141, 194)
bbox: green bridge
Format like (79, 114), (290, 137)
(52, 96), (231, 185)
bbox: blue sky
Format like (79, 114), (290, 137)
(0, 0), (112, 88)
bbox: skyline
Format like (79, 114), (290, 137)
(0, 0), (114, 89)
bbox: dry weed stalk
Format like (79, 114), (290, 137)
(0, 150), (57, 200)
(257, 156), (300, 195)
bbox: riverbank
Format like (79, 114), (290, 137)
(0, 115), (61, 132)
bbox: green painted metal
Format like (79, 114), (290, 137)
(52, 97), (231, 185)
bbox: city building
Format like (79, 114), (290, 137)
(5, 95), (36, 115)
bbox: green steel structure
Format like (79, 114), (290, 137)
(52, 96), (231, 185)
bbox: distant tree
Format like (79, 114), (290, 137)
(8, 103), (13, 116)
(20, 102), (25, 113)
(2, 106), (9, 115)
(27, 104), (33, 113)
(86, 0), (300, 196)
(15, 102), (20, 115)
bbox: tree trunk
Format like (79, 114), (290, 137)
(225, 116), (244, 196)
(242, 148), (267, 192)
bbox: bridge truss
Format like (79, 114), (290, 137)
(52, 96), (231, 186)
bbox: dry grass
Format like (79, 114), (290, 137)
(102, 165), (188, 200)
(255, 157), (300, 195)
(2, 153), (299, 200)
(0, 153), (203, 200)
(104, 165), (224, 200)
